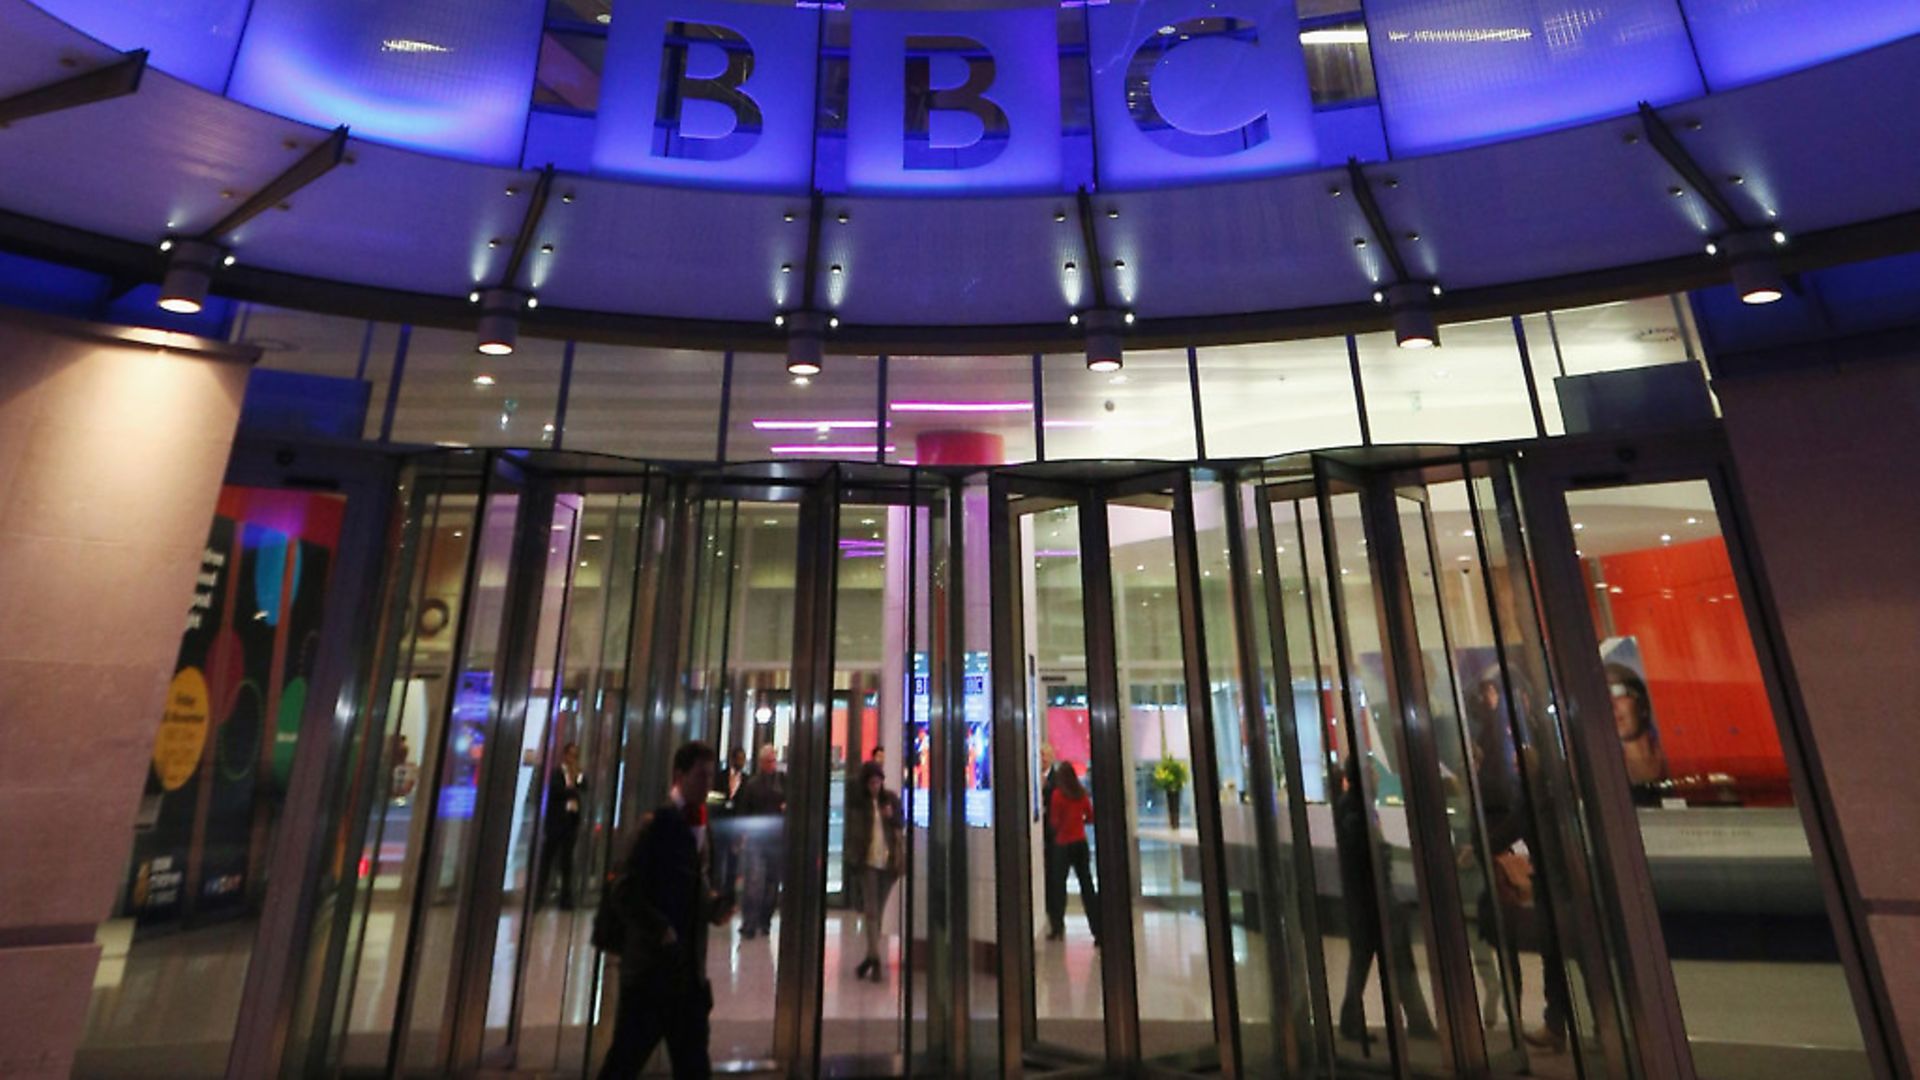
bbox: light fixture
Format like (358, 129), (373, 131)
(1082, 307), (1125, 373)
(157, 239), (224, 314)
(785, 309), (828, 376)
(474, 287), (522, 355)
(1386, 281), (1440, 349)
(1717, 230), (1787, 305)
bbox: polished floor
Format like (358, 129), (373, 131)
(74, 887), (1873, 1078)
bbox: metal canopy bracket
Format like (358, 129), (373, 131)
(200, 125), (350, 243)
(0, 49), (146, 128)
(487, 162), (557, 293)
(1073, 186), (1112, 313)
(1346, 158), (1412, 285)
(1636, 102), (1748, 232)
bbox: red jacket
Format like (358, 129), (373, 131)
(1048, 788), (1093, 845)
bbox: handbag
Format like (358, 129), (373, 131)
(1493, 849), (1535, 909)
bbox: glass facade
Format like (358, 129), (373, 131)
(234, 290), (1708, 466)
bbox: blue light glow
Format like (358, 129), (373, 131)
(1367, 0), (1704, 155)
(592, 0), (818, 190)
(1679, 0), (1920, 91)
(845, 8), (1061, 193)
(226, 0), (545, 163)
(34, 0), (249, 91)
(1088, 0), (1319, 189)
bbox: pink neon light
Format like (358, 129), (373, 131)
(768, 444), (899, 454)
(888, 401), (1033, 413)
(752, 419), (884, 430)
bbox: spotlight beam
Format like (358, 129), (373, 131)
(0, 49), (146, 128)
(1346, 158), (1410, 283)
(1073, 186), (1112, 312)
(1636, 102), (1749, 231)
(491, 162), (556, 292)
(201, 125), (350, 241)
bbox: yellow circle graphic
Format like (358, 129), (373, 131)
(153, 667), (211, 791)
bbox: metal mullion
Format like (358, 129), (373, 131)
(900, 475), (925, 1071)
(1309, 455), (1409, 1077)
(1471, 460), (1631, 1080)
(388, 463), (498, 1076)
(448, 469), (561, 1072)
(941, 475), (971, 1076)
(1704, 463), (1899, 1077)
(1078, 489), (1141, 1067)
(1250, 483), (1335, 1075)
(1166, 469), (1242, 1076)
(1355, 471), (1484, 1077)
(1514, 454), (1694, 1080)
(987, 474), (1037, 1079)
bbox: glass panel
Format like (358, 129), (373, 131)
(1018, 500), (1106, 1056)
(1323, 489), (1448, 1071)
(956, 477), (1000, 1073)
(821, 499), (909, 1064)
(1355, 319), (1535, 445)
(562, 344), (724, 460)
(480, 493), (584, 1062)
(1192, 476), (1293, 1070)
(1524, 297), (1713, 435)
(1041, 350), (1198, 462)
(389, 329), (565, 449)
(703, 500), (798, 1066)
(726, 353), (881, 463)
(1560, 481), (1869, 1079)
(534, 30), (605, 112)
(395, 484), (524, 1073)
(75, 487), (349, 1078)
(885, 355), (1038, 466)
(229, 303), (401, 441)
(1196, 339), (1361, 459)
(1108, 497), (1216, 1060)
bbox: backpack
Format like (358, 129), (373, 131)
(591, 812), (656, 954)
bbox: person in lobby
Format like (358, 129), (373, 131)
(1335, 752), (1437, 1046)
(1046, 761), (1100, 945)
(845, 761), (905, 982)
(597, 740), (734, 1080)
(711, 746), (749, 893)
(735, 743), (787, 939)
(537, 742), (586, 909)
(1037, 744), (1065, 939)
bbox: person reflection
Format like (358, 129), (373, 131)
(1046, 762), (1100, 946)
(846, 762), (904, 982)
(1335, 754), (1436, 1046)
(537, 742), (586, 909)
(736, 745), (786, 940)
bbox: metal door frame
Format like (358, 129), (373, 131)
(1515, 430), (1898, 1080)
(986, 465), (1245, 1078)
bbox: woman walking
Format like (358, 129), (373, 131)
(845, 761), (905, 981)
(1046, 762), (1100, 945)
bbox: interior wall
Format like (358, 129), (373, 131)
(0, 312), (250, 1078)
(1716, 358), (1920, 1069)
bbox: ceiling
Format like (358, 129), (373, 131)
(0, 0), (1918, 354)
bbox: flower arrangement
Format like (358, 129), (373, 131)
(1151, 756), (1189, 793)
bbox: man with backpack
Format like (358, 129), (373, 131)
(595, 741), (734, 1079)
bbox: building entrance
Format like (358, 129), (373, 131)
(257, 437), (1879, 1080)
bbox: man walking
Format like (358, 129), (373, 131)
(735, 744), (787, 939)
(597, 741), (733, 1079)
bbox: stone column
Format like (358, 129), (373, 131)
(0, 311), (252, 1079)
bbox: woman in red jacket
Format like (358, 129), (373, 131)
(1045, 762), (1101, 945)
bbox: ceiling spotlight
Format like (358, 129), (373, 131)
(472, 373), (497, 387)
(786, 309), (828, 376)
(1123, 311), (1135, 324)
(1721, 230), (1786, 305)
(1705, 242), (1718, 256)
(1082, 307), (1125, 373)
(1371, 290), (1384, 303)
(1386, 282), (1441, 349)
(828, 315), (840, 328)
(468, 290), (481, 303)
(1772, 230), (1788, 245)
(526, 296), (538, 309)
(1069, 312), (1080, 326)
(222, 254), (237, 267)
(474, 287), (522, 355)
(157, 239), (224, 315)
(775, 313), (786, 327)
(158, 239), (174, 253)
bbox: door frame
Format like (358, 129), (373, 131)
(1515, 428), (1898, 1080)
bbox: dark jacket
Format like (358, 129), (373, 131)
(545, 767), (584, 838)
(611, 801), (714, 989)
(844, 785), (905, 879)
(736, 769), (785, 817)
